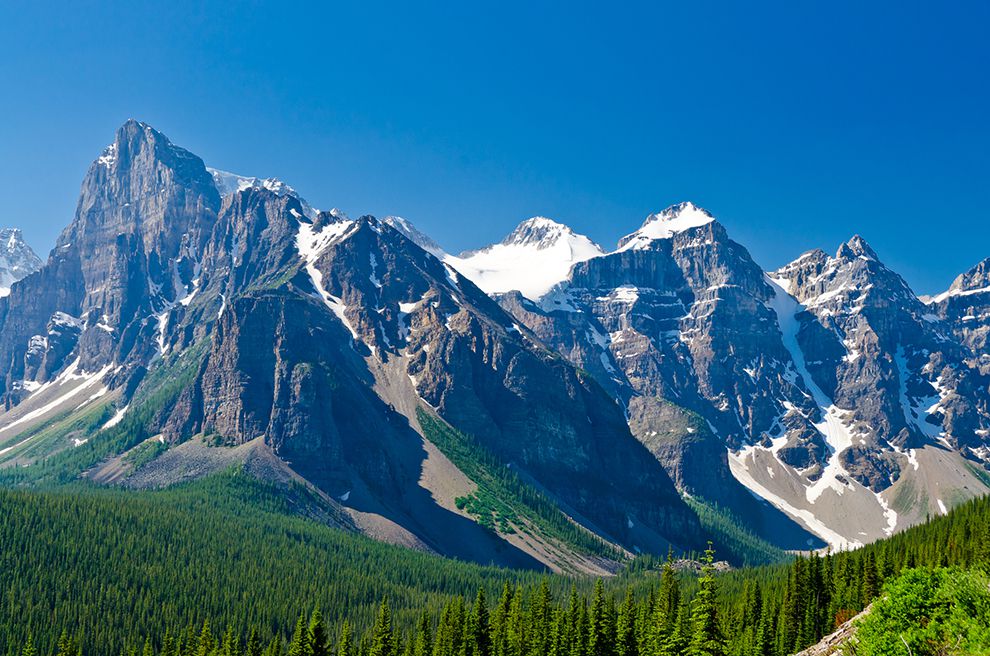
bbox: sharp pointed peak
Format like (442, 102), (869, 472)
(837, 234), (879, 261)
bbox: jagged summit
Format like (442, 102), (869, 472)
(616, 201), (716, 251)
(836, 234), (878, 260)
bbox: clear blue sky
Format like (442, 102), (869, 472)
(1, 1), (987, 293)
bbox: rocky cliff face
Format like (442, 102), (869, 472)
(0, 120), (220, 407)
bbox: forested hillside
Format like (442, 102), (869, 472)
(1, 470), (988, 656)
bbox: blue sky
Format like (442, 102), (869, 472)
(1, 1), (987, 293)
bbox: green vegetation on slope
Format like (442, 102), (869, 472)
(0, 343), (205, 486)
(1, 467), (989, 656)
(854, 567), (990, 655)
(417, 409), (621, 560)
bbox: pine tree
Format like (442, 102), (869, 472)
(288, 614), (308, 656)
(688, 543), (726, 656)
(414, 611), (433, 656)
(527, 580), (552, 656)
(370, 597), (396, 656)
(862, 552), (879, 603)
(615, 588), (637, 656)
(338, 622), (353, 656)
(245, 629), (262, 656)
(307, 610), (329, 656)
(198, 621), (216, 656)
(22, 636), (36, 656)
(472, 588), (492, 656)
(587, 580), (611, 656)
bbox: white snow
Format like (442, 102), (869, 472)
(156, 311), (170, 354)
(936, 498), (948, 515)
(446, 218), (603, 301)
(0, 360), (112, 439)
(766, 277), (857, 503)
(876, 492), (898, 536)
(101, 404), (130, 430)
(208, 168), (318, 219)
(928, 284), (990, 305)
(616, 202), (714, 252)
(727, 447), (863, 550)
(295, 217), (360, 340)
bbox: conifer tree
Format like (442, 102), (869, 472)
(337, 622), (353, 656)
(472, 588), (491, 656)
(307, 610), (329, 656)
(527, 580), (552, 656)
(615, 588), (637, 656)
(287, 614), (308, 656)
(862, 552), (879, 603)
(22, 636), (36, 656)
(245, 629), (262, 656)
(688, 543), (726, 656)
(406, 612), (427, 656)
(370, 597), (396, 656)
(198, 621), (216, 656)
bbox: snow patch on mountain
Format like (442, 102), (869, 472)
(447, 217), (604, 300)
(295, 215), (360, 340)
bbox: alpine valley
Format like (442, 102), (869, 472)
(2, 120), (989, 574)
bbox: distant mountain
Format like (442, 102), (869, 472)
(0, 228), (41, 296)
(447, 217), (604, 300)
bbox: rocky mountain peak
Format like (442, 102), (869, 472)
(836, 234), (879, 261)
(616, 201), (716, 251)
(0, 228), (42, 295)
(499, 217), (600, 251)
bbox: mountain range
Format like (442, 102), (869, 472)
(1, 120), (988, 571)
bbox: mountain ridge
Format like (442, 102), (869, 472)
(0, 119), (987, 564)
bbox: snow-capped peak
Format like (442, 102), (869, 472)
(497, 216), (595, 250)
(615, 202), (715, 251)
(208, 168), (318, 219)
(0, 228), (42, 297)
(447, 217), (604, 301)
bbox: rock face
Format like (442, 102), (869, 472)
(0, 120), (220, 407)
(0, 121), (703, 569)
(466, 203), (990, 549)
(928, 258), (990, 376)
(0, 228), (42, 295)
